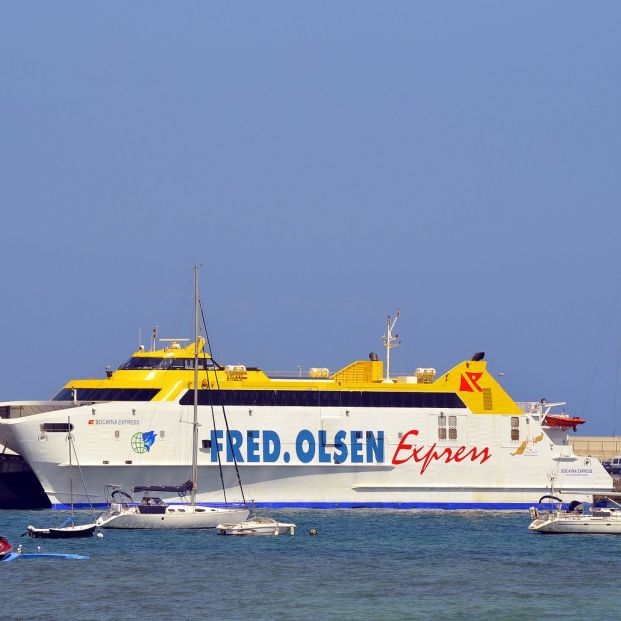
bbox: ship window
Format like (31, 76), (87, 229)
(360, 391), (372, 408)
(349, 392), (362, 408)
(118, 357), (161, 370)
(380, 392), (393, 407)
(448, 415), (457, 440)
(184, 358), (214, 370)
(40, 423), (74, 433)
(438, 414), (458, 441)
(52, 388), (159, 402)
(320, 391), (340, 408)
(511, 417), (520, 441)
(438, 414), (447, 440)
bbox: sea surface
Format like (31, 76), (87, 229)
(2, 508), (621, 620)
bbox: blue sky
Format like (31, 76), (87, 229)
(1, 2), (620, 434)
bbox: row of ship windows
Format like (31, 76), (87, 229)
(180, 390), (466, 409)
(52, 388), (160, 402)
(52, 388), (467, 409)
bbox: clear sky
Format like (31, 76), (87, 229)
(1, 2), (620, 435)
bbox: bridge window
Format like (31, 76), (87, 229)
(118, 357), (215, 371)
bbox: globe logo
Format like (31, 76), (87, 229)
(131, 431), (157, 454)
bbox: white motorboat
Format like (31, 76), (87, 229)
(529, 495), (621, 534)
(96, 268), (249, 530)
(216, 516), (296, 536)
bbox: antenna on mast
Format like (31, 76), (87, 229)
(382, 308), (401, 382)
(151, 326), (159, 352)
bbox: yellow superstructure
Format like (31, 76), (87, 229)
(53, 341), (523, 416)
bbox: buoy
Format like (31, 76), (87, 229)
(309, 528), (318, 536)
(96, 532), (104, 538)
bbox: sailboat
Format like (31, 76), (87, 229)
(27, 417), (97, 538)
(96, 267), (249, 529)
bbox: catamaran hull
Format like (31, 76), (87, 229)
(24, 462), (611, 510)
(0, 401), (614, 510)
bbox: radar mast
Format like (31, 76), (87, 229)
(382, 308), (401, 382)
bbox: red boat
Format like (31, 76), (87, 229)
(0, 536), (13, 559)
(543, 414), (585, 432)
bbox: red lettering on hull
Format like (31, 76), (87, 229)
(391, 429), (492, 474)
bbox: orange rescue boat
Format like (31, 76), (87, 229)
(543, 414), (585, 432)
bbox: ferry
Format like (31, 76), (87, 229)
(0, 316), (613, 510)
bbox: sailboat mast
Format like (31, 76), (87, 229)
(68, 416), (74, 520)
(191, 266), (200, 506)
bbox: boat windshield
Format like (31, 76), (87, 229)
(118, 357), (215, 371)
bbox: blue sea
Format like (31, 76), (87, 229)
(2, 508), (621, 620)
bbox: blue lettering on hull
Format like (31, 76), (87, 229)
(206, 429), (385, 465)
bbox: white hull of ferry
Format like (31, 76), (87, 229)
(0, 400), (613, 510)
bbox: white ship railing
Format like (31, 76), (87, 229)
(264, 369), (411, 379)
(517, 401), (567, 415)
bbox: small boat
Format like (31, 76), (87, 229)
(216, 516), (296, 536)
(529, 495), (621, 534)
(1, 548), (89, 562)
(27, 521), (97, 539)
(0, 536), (12, 559)
(543, 414), (585, 432)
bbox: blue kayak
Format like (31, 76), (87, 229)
(1, 552), (89, 562)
